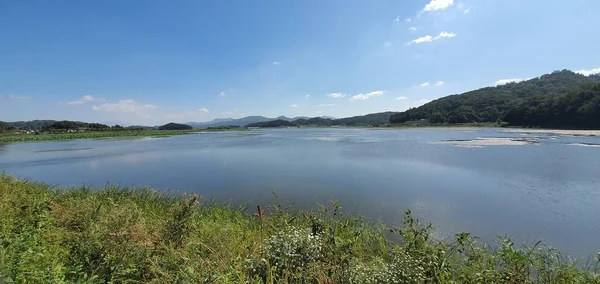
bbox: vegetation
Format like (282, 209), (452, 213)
(1, 174), (598, 283)
(158, 123), (193, 130)
(335, 112), (398, 126)
(247, 119), (296, 128)
(390, 70), (600, 126)
(0, 121), (11, 132)
(3, 120), (59, 131)
(504, 83), (600, 129)
(0, 130), (197, 143)
(245, 112), (398, 128)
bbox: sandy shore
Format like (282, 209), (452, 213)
(433, 137), (538, 148)
(501, 129), (600, 136)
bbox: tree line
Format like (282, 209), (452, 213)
(390, 70), (600, 127)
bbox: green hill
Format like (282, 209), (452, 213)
(390, 70), (600, 125)
(246, 119), (296, 128)
(158, 122), (193, 130)
(504, 83), (600, 129)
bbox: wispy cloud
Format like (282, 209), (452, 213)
(409, 32), (456, 44)
(409, 35), (433, 45)
(576, 67), (600, 76)
(350, 90), (385, 101)
(396, 96), (408, 100)
(272, 61), (281, 65)
(394, 17), (401, 23)
(409, 27), (417, 31)
(305, 95), (310, 98)
(423, 0), (454, 12)
(199, 108), (209, 113)
(405, 18), (412, 23)
(218, 91), (226, 97)
(420, 82), (430, 87)
(327, 93), (347, 98)
(435, 81), (445, 86)
(383, 42), (392, 47)
(495, 78), (527, 85)
(317, 104), (335, 107)
(290, 104), (299, 108)
(434, 31), (457, 40)
(463, 8), (470, 14)
(7, 94), (32, 102)
(66, 95), (103, 105)
(92, 99), (157, 113)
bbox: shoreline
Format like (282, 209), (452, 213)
(1, 174), (598, 282)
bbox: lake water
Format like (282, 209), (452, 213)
(1, 128), (599, 258)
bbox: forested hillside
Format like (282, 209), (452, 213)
(390, 70), (600, 124)
(4, 120), (59, 130)
(246, 112), (398, 127)
(246, 119), (296, 128)
(504, 83), (600, 128)
(158, 123), (193, 130)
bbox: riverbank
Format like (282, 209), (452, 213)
(1, 175), (597, 283)
(0, 128), (245, 143)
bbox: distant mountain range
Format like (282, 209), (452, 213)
(186, 115), (337, 128)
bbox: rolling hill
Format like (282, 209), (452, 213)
(389, 70), (600, 124)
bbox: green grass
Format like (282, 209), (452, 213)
(1, 174), (598, 283)
(0, 129), (247, 143)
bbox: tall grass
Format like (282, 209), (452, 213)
(0, 174), (598, 283)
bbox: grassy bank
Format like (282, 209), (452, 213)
(0, 129), (247, 143)
(1, 175), (598, 283)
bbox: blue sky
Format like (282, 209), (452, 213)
(1, 0), (599, 125)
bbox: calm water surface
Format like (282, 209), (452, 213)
(1, 128), (599, 258)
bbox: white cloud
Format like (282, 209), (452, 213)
(396, 96), (408, 100)
(463, 8), (470, 14)
(417, 99), (432, 105)
(350, 90), (385, 101)
(409, 27), (417, 31)
(423, 0), (454, 12)
(405, 18), (412, 23)
(92, 99), (157, 113)
(410, 32), (456, 44)
(495, 78), (526, 85)
(305, 95), (310, 98)
(199, 108), (209, 113)
(383, 42), (392, 47)
(420, 82), (430, 87)
(394, 17), (400, 23)
(8, 94), (32, 102)
(408, 35), (433, 45)
(317, 104), (335, 107)
(273, 61), (281, 65)
(327, 93), (347, 98)
(218, 91), (226, 97)
(67, 95), (102, 105)
(576, 67), (600, 76)
(290, 104), (299, 108)
(435, 81), (445, 86)
(434, 31), (457, 40)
